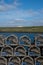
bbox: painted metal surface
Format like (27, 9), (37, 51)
(0, 32), (43, 65)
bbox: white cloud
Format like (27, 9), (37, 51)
(0, 0), (43, 27)
(0, 4), (43, 27)
(17, 26), (23, 27)
(0, 8), (43, 19)
(0, 18), (43, 27)
(0, 0), (20, 11)
(11, 9), (43, 18)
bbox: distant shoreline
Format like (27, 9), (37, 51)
(0, 26), (43, 32)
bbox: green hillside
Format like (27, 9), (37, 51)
(0, 26), (43, 32)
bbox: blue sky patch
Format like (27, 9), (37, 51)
(0, 0), (43, 27)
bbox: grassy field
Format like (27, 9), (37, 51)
(0, 26), (43, 32)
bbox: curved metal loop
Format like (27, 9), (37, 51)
(9, 56), (21, 65)
(35, 56), (43, 65)
(30, 46), (40, 54)
(22, 56), (34, 65)
(0, 56), (7, 65)
(20, 35), (31, 47)
(35, 34), (43, 46)
(14, 45), (26, 56)
(5, 34), (18, 46)
(0, 35), (5, 46)
(1, 45), (13, 56)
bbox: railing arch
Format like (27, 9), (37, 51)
(5, 34), (18, 46)
(22, 56), (34, 65)
(1, 45), (13, 56)
(9, 56), (21, 65)
(35, 56), (43, 65)
(0, 35), (5, 47)
(14, 45), (26, 56)
(20, 35), (31, 47)
(0, 56), (7, 65)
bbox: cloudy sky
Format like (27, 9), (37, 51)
(0, 0), (43, 27)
